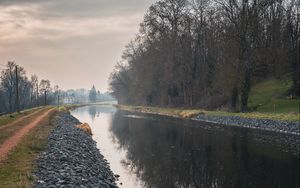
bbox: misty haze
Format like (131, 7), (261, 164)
(0, 0), (299, 188)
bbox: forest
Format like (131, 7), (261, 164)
(109, 0), (299, 111)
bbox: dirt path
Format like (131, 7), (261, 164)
(0, 108), (54, 162)
(0, 108), (44, 131)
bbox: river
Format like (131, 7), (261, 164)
(71, 105), (299, 188)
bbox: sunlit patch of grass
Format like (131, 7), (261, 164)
(58, 106), (68, 112)
(0, 110), (57, 187)
(178, 110), (206, 118)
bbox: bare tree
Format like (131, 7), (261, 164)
(30, 74), (39, 106)
(39, 79), (51, 106)
(109, 0), (298, 111)
(0, 62), (26, 112)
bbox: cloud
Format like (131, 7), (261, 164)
(0, 2), (144, 42)
(0, 0), (157, 91)
(0, 0), (154, 18)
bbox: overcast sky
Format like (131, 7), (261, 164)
(0, 0), (156, 91)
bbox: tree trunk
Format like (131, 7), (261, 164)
(188, 87), (193, 107)
(44, 91), (47, 106)
(241, 68), (251, 112)
(36, 84), (39, 106)
(8, 92), (12, 113)
(231, 87), (238, 111)
(291, 40), (300, 97)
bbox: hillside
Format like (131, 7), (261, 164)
(249, 77), (299, 114)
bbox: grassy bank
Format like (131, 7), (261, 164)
(0, 107), (44, 126)
(58, 104), (85, 112)
(117, 77), (299, 122)
(0, 109), (57, 187)
(116, 105), (299, 122)
(248, 77), (299, 113)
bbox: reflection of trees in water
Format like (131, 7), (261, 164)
(87, 105), (117, 121)
(88, 106), (97, 121)
(110, 111), (299, 188)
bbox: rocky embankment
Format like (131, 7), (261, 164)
(193, 114), (300, 135)
(34, 112), (117, 188)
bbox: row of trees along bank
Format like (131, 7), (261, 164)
(109, 0), (299, 111)
(0, 62), (59, 114)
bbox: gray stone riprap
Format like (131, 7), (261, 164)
(193, 114), (300, 135)
(34, 112), (117, 188)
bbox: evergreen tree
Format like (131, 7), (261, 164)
(89, 85), (97, 103)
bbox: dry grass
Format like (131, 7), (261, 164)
(116, 105), (205, 118)
(116, 105), (300, 122)
(76, 123), (93, 135)
(0, 109), (57, 187)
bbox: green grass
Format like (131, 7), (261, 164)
(0, 107), (44, 126)
(248, 77), (299, 113)
(117, 104), (299, 122)
(0, 110), (56, 187)
(58, 104), (86, 112)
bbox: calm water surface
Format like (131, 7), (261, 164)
(71, 105), (299, 188)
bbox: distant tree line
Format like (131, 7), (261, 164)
(0, 62), (115, 114)
(89, 85), (114, 103)
(62, 88), (114, 104)
(0, 62), (58, 114)
(109, 0), (299, 111)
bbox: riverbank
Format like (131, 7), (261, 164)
(116, 105), (300, 135)
(34, 111), (117, 187)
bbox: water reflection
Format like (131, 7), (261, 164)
(71, 105), (144, 188)
(71, 106), (299, 188)
(88, 105), (97, 121)
(110, 110), (300, 188)
(73, 105), (117, 121)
